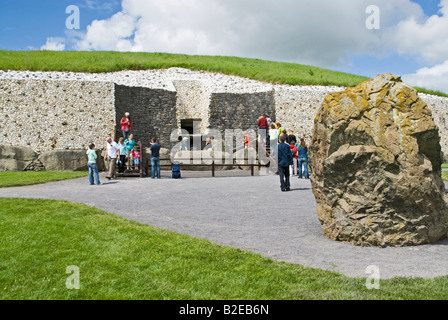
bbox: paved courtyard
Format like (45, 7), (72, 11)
(1, 171), (448, 279)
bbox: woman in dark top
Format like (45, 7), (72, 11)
(286, 130), (297, 145)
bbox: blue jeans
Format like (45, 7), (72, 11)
(151, 157), (160, 179)
(298, 158), (309, 179)
(122, 130), (130, 140)
(270, 140), (278, 159)
(88, 162), (101, 185)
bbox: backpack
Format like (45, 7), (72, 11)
(172, 162), (182, 179)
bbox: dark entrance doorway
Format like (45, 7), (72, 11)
(180, 119), (203, 150)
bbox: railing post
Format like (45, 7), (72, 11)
(145, 158), (148, 177)
(139, 143), (143, 178)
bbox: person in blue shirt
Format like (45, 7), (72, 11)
(297, 138), (309, 179)
(125, 134), (136, 170)
(86, 143), (101, 185)
(117, 137), (128, 173)
(149, 138), (161, 179)
(277, 135), (294, 192)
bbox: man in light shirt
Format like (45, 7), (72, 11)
(104, 136), (120, 180)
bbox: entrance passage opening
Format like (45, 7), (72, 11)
(180, 119), (203, 150)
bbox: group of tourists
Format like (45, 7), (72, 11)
(258, 115), (310, 192)
(103, 134), (142, 179)
(86, 112), (309, 191)
(86, 112), (161, 185)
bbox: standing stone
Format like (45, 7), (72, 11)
(310, 73), (448, 247)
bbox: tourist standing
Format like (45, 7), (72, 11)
(86, 143), (101, 185)
(277, 123), (285, 138)
(298, 138), (309, 179)
(277, 135), (294, 192)
(204, 138), (213, 150)
(117, 137), (128, 173)
(181, 137), (189, 151)
(290, 140), (298, 175)
(269, 124), (279, 158)
(267, 115), (273, 128)
(242, 132), (250, 149)
(258, 115), (269, 131)
(132, 146), (140, 170)
(149, 138), (161, 179)
(257, 115), (269, 142)
(120, 112), (133, 140)
(125, 133), (136, 169)
(287, 130), (297, 145)
(104, 137), (120, 180)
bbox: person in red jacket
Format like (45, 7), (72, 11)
(257, 115), (269, 142)
(289, 139), (298, 175)
(120, 112), (133, 140)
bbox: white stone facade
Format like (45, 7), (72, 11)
(1, 68), (447, 156)
(0, 79), (115, 153)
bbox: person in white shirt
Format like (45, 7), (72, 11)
(104, 137), (120, 180)
(269, 123), (279, 159)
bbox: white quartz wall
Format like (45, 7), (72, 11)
(0, 79), (115, 153)
(0, 69), (447, 156)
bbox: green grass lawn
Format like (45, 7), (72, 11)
(1, 197), (448, 300)
(0, 171), (88, 188)
(1, 50), (447, 97)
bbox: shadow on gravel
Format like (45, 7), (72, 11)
(430, 238), (448, 246)
(289, 188), (311, 191)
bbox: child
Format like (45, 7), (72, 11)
(86, 143), (101, 185)
(243, 132), (250, 149)
(125, 133), (136, 170)
(132, 147), (140, 170)
(117, 137), (128, 173)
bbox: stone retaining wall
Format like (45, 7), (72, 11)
(209, 90), (276, 133)
(114, 84), (177, 147)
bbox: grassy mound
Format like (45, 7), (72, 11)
(1, 50), (446, 97)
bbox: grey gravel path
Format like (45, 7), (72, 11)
(1, 171), (448, 279)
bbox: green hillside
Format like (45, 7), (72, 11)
(0, 50), (446, 97)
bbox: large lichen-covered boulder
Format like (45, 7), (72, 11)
(38, 150), (90, 171)
(310, 73), (448, 247)
(0, 145), (37, 171)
